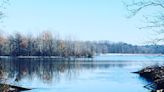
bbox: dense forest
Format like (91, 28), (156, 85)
(0, 31), (164, 58)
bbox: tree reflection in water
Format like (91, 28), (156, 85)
(0, 58), (129, 86)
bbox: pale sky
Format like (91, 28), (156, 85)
(0, 0), (156, 45)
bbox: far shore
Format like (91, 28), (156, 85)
(0, 53), (164, 59)
(0, 56), (92, 59)
(0, 56), (69, 59)
(97, 53), (164, 56)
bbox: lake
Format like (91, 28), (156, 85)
(1, 54), (164, 92)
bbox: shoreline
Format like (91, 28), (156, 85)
(0, 56), (93, 59)
(98, 53), (164, 56)
(0, 53), (164, 58)
(136, 66), (164, 92)
(0, 53), (164, 60)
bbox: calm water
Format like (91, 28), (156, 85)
(1, 54), (164, 92)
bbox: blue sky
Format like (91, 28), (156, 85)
(0, 0), (155, 45)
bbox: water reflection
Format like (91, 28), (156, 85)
(0, 58), (162, 92)
(0, 59), (132, 83)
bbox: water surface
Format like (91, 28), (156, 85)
(1, 54), (164, 92)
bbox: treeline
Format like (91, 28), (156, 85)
(0, 31), (164, 57)
(0, 31), (95, 57)
(95, 41), (164, 54)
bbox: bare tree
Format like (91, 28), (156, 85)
(26, 34), (34, 56)
(0, 33), (5, 55)
(11, 33), (23, 56)
(0, 0), (9, 21)
(125, 0), (164, 43)
(40, 31), (54, 56)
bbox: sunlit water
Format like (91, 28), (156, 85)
(1, 54), (164, 92)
